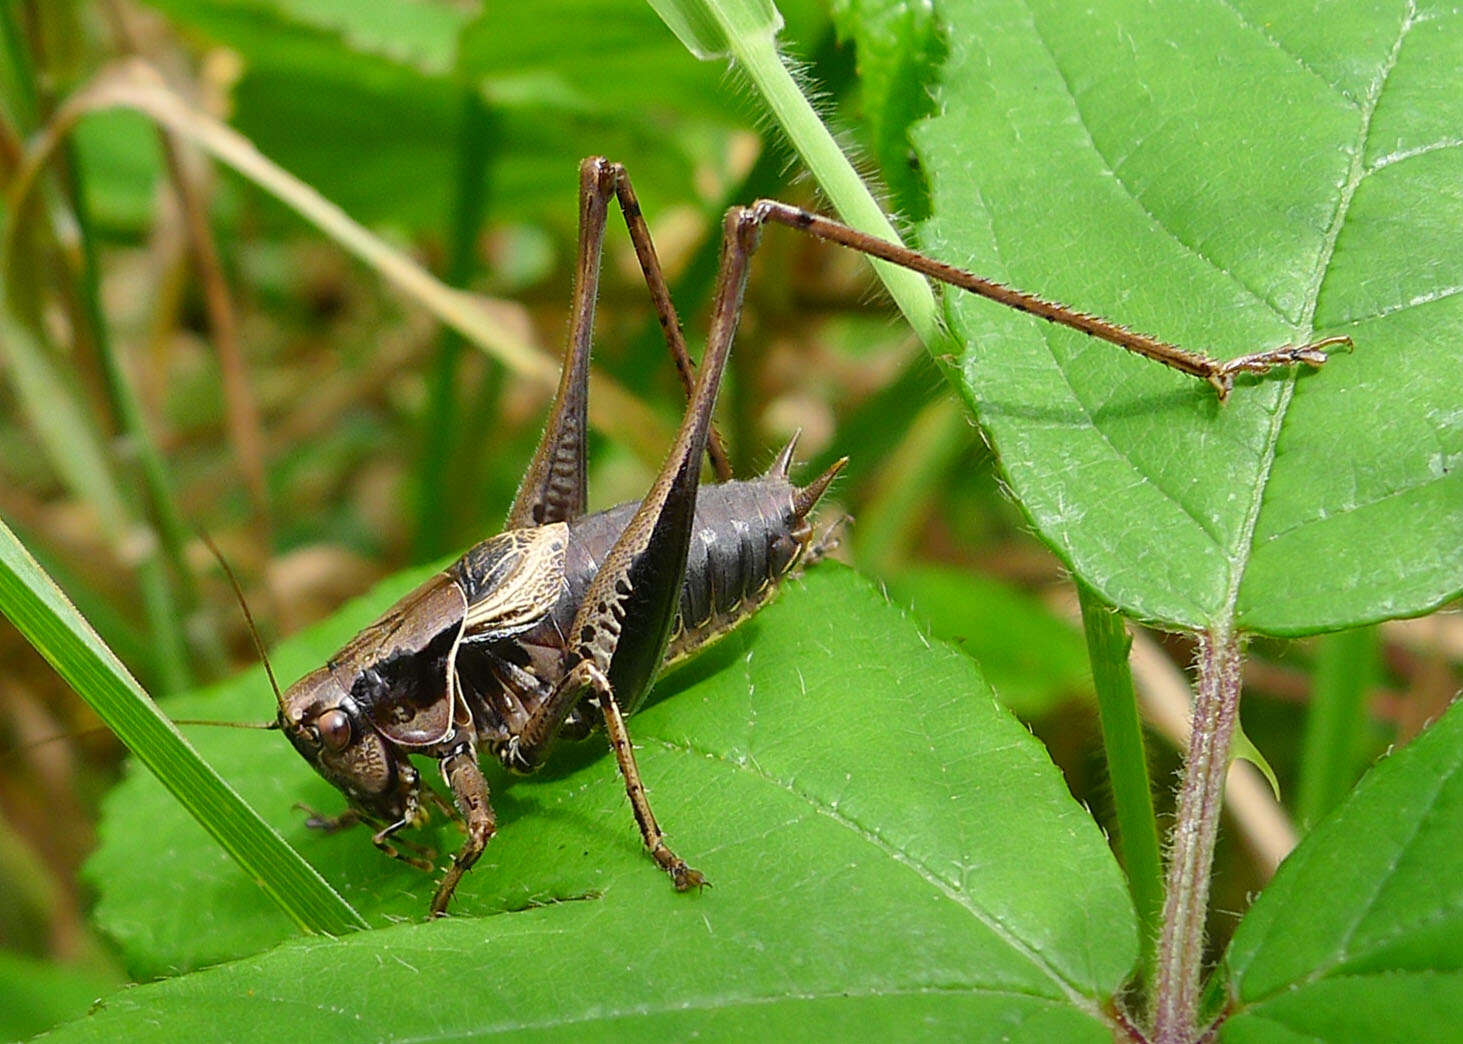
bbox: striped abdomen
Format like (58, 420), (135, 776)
(563, 476), (821, 667)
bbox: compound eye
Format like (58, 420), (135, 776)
(316, 708), (352, 752)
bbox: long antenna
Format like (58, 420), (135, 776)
(173, 718), (279, 730)
(197, 530), (286, 712)
(3, 716), (278, 761)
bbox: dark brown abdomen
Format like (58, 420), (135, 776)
(563, 477), (812, 667)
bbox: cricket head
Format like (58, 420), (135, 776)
(195, 531), (431, 827)
(278, 665), (420, 825)
(277, 574), (470, 824)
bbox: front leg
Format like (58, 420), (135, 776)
(370, 814), (437, 873)
(296, 801), (437, 872)
(431, 744), (498, 917)
(294, 802), (363, 835)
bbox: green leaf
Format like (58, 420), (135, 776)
(0, 516), (366, 938)
(1221, 699), (1463, 1042)
(55, 921), (1096, 1042)
(886, 564), (1090, 716)
(0, 952), (118, 1041)
(85, 567), (1135, 1035)
(913, 0), (1462, 636)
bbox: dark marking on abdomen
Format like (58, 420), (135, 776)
(563, 477), (813, 668)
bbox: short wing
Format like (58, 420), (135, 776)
(335, 574), (468, 748)
(453, 525), (569, 643)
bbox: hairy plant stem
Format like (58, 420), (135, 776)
(1152, 629), (1244, 1042)
(698, 8), (943, 350)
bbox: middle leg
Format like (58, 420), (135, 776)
(578, 661), (704, 889)
(510, 659), (706, 888)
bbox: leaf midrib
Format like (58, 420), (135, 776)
(387, 984), (1081, 1042)
(999, 0), (1289, 576)
(1223, 0), (1418, 629)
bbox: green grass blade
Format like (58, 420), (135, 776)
(414, 88), (499, 562)
(1077, 579), (1163, 993)
(0, 515), (368, 936)
(1296, 626), (1378, 829)
(4, 515), (153, 676)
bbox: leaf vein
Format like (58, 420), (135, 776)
(1210, 0), (1363, 107)
(388, 983), (1089, 1041)
(1018, 0), (1291, 324)
(1250, 470), (1459, 550)
(646, 732), (1105, 1014)
(1365, 137), (1463, 175)
(1325, 283), (1463, 326)
(1043, 338), (1230, 554)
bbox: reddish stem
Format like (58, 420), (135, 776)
(1151, 629), (1243, 1043)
